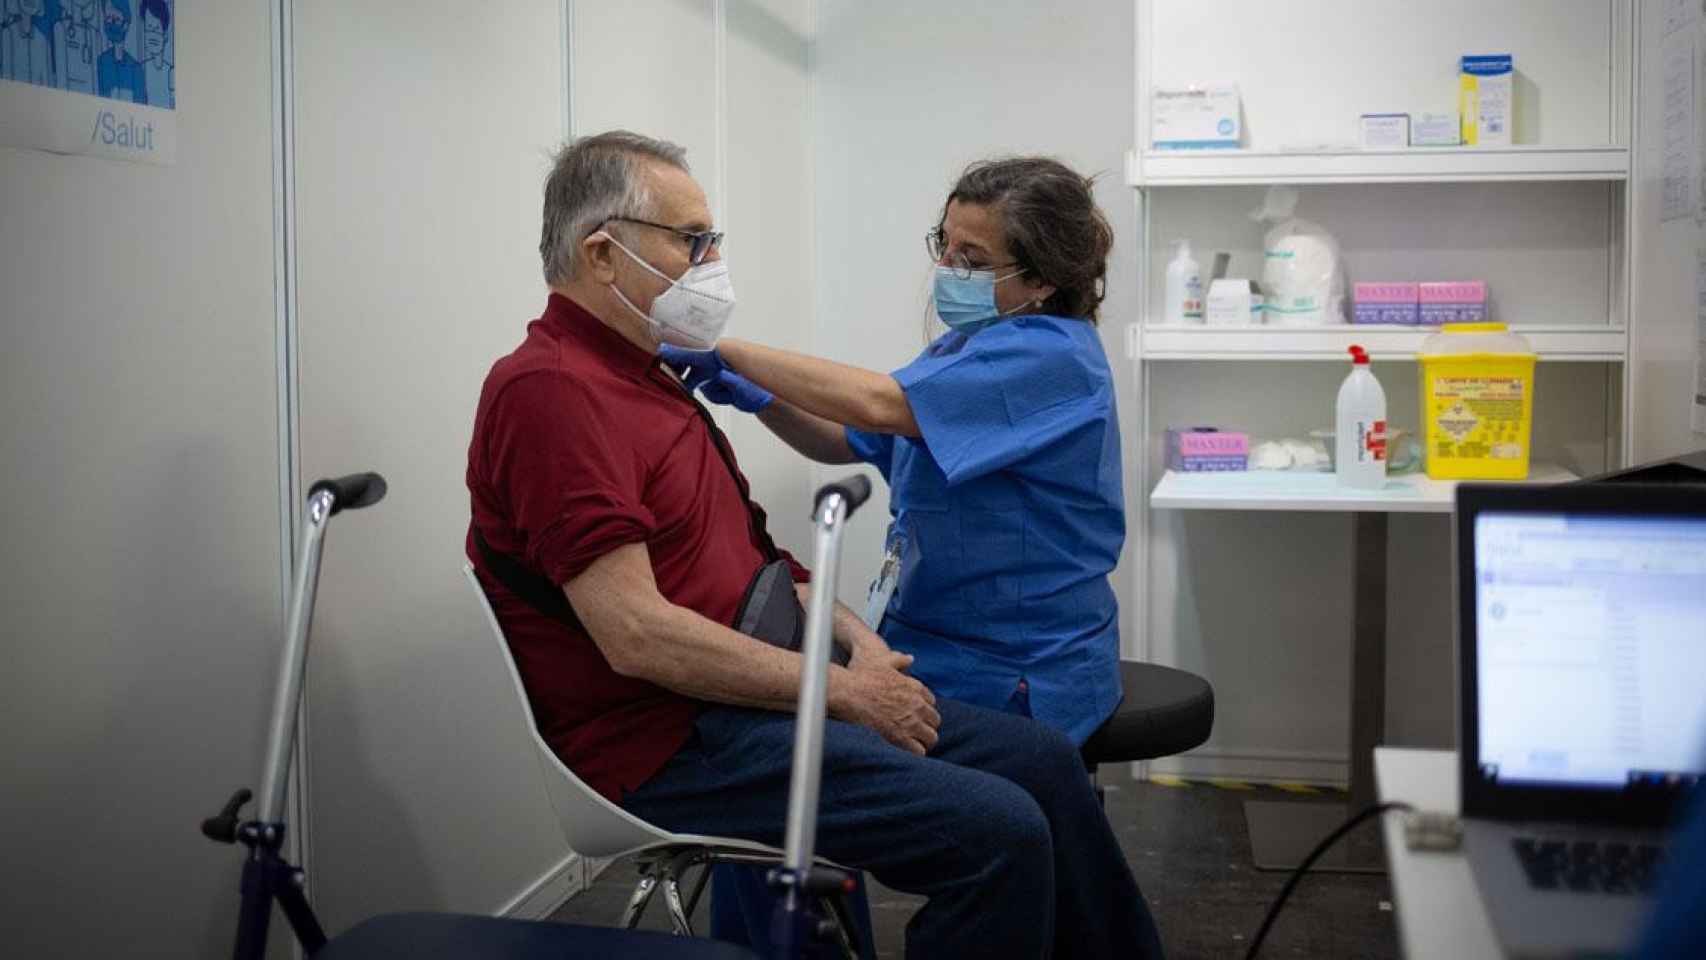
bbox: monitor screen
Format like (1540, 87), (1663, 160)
(1473, 512), (1706, 791)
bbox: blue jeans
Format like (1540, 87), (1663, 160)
(620, 698), (1164, 959)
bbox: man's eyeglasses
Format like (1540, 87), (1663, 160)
(605, 217), (724, 265)
(925, 227), (1017, 280)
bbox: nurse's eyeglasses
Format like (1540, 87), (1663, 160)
(926, 227), (1019, 280)
(604, 217), (725, 265)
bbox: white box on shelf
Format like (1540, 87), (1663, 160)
(1152, 85), (1241, 150)
(1205, 278), (1262, 325)
(1359, 114), (1410, 149)
(1411, 112), (1461, 147)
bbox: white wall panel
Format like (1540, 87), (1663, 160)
(813, 0), (1140, 605)
(0, 3), (282, 954)
(724, 0), (818, 554)
(1630, 2), (1706, 459)
(291, 0), (569, 933)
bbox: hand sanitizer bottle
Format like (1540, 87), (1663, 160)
(1163, 239), (1203, 324)
(1336, 345), (1387, 489)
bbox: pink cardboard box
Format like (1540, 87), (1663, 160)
(1418, 281), (1487, 324)
(1353, 282), (1420, 325)
(1166, 428), (1249, 472)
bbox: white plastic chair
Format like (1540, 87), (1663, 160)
(461, 563), (857, 947)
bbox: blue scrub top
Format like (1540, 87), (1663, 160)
(846, 315), (1125, 745)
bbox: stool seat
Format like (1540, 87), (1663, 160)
(1080, 660), (1214, 767)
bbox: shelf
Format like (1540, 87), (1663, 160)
(1149, 463), (1580, 515)
(1135, 324), (1627, 363)
(1126, 145), (1630, 187)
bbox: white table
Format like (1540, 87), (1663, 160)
(1149, 462), (1580, 513)
(1374, 748), (1502, 959)
(1150, 465), (1577, 871)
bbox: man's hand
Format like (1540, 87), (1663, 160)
(833, 651), (940, 756)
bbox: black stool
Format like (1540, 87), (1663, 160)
(1081, 660), (1215, 795)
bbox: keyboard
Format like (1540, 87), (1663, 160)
(1513, 837), (1665, 894)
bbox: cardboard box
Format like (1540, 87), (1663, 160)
(1152, 86), (1242, 150)
(1167, 428), (1249, 472)
(1460, 55), (1513, 146)
(1353, 282), (1420, 325)
(1359, 114), (1410, 149)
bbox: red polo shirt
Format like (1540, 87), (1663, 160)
(466, 293), (807, 802)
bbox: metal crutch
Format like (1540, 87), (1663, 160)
(767, 474), (873, 958)
(199, 473), (388, 960)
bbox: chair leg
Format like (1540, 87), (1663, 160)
(820, 893), (862, 959)
(620, 870), (658, 930)
(683, 860), (712, 920)
(663, 872), (693, 936)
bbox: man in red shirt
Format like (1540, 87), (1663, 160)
(467, 131), (1162, 959)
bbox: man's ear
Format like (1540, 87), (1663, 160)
(582, 231), (618, 284)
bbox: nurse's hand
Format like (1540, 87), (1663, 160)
(657, 343), (727, 386)
(834, 651), (941, 756)
(658, 344), (773, 413)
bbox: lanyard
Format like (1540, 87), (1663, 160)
(650, 360), (783, 565)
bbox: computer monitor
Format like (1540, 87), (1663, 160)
(1457, 483), (1706, 826)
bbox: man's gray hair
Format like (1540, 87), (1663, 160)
(539, 130), (690, 286)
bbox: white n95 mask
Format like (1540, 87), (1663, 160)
(603, 233), (736, 349)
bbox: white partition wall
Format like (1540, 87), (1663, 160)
(291, 0), (573, 933)
(289, 0), (822, 934)
(1631, 1), (1706, 458)
(0, 3), (285, 955)
(812, 0), (1141, 604)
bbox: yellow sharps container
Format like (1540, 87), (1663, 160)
(1417, 323), (1537, 480)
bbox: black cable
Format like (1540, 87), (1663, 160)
(1243, 800), (1414, 960)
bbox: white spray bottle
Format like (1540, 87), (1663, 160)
(1335, 345), (1387, 489)
(1163, 239), (1203, 324)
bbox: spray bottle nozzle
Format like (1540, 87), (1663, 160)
(1348, 345), (1370, 365)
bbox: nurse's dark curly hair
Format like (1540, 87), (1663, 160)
(936, 156), (1114, 324)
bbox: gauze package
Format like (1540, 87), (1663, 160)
(1251, 186), (1345, 326)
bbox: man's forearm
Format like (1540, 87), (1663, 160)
(627, 594), (865, 719)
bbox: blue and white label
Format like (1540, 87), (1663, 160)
(0, 0), (176, 164)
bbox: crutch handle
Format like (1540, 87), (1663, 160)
(814, 474), (872, 517)
(307, 472), (388, 514)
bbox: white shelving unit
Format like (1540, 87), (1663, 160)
(1126, 0), (1638, 801)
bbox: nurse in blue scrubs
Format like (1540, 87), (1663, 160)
(664, 155), (1125, 744)
(661, 156), (1127, 954)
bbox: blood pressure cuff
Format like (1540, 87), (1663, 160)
(736, 559), (850, 667)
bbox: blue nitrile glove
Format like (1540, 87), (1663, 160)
(657, 343), (725, 391)
(657, 344), (773, 413)
(701, 368), (774, 413)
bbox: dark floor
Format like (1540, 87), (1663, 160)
(550, 780), (1400, 959)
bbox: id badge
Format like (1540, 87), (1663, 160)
(861, 524), (909, 629)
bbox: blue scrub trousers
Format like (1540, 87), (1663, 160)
(621, 698), (1163, 959)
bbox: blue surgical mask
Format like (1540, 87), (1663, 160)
(932, 265), (1028, 334)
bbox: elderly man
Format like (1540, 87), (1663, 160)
(466, 130), (1163, 959)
